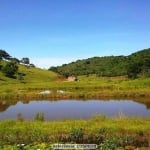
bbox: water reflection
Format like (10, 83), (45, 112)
(0, 98), (150, 120)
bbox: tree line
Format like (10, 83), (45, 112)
(49, 48), (150, 79)
(0, 49), (35, 78)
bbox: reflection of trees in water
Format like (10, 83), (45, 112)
(0, 100), (18, 112)
(0, 99), (57, 112)
(145, 102), (150, 109)
(134, 98), (150, 109)
(0, 97), (150, 113)
(0, 103), (9, 112)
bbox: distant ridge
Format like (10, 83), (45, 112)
(49, 48), (150, 78)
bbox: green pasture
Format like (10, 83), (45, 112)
(0, 70), (150, 99)
(0, 116), (150, 149)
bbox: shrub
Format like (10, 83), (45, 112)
(99, 137), (119, 150)
(2, 62), (18, 78)
(70, 128), (84, 143)
(34, 112), (45, 121)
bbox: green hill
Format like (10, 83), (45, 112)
(0, 59), (61, 99)
(0, 49), (150, 99)
(0, 49), (59, 84)
(0, 50), (61, 98)
(0, 62), (59, 84)
(49, 48), (150, 78)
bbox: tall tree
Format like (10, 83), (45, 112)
(127, 62), (142, 79)
(2, 62), (18, 78)
(0, 49), (11, 60)
(21, 57), (30, 65)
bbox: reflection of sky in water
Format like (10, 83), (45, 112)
(0, 100), (150, 120)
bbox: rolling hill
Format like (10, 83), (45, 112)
(49, 48), (150, 78)
(0, 60), (59, 84)
(0, 49), (61, 84)
(0, 49), (150, 99)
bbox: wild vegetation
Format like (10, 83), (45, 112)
(0, 49), (150, 99)
(0, 116), (150, 149)
(0, 49), (150, 149)
(0, 49), (150, 100)
(0, 73), (150, 100)
(49, 48), (150, 79)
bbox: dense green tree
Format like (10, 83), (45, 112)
(127, 62), (142, 79)
(0, 49), (11, 59)
(10, 58), (20, 64)
(128, 48), (150, 78)
(49, 66), (58, 72)
(21, 57), (30, 65)
(2, 62), (18, 78)
(0, 64), (2, 70)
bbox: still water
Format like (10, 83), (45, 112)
(0, 99), (150, 120)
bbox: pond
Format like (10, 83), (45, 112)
(0, 99), (150, 120)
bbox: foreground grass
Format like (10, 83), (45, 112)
(0, 116), (150, 149)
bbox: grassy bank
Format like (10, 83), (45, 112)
(0, 116), (150, 149)
(0, 74), (150, 100)
(0, 62), (150, 99)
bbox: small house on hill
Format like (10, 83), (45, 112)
(67, 76), (78, 81)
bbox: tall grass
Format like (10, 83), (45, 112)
(0, 116), (150, 146)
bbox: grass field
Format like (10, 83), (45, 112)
(0, 64), (150, 149)
(1, 42), (150, 149)
(0, 116), (150, 149)
(0, 65), (150, 100)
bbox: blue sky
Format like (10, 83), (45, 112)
(0, 0), (150, 68)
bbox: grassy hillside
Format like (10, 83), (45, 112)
(0, 62), (63, 99)
(0, 49), (150, 99)
(0, 62), (59, 84)
(0, 67), (59, 84)
(0, 50), (150, 149)
(0, 49), (61, 84)
(0, 74), (150, 100)
(49, 48), (150, 78)
(18, 64), (59, 83)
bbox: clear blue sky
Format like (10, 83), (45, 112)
(0, 0), (150, 68)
